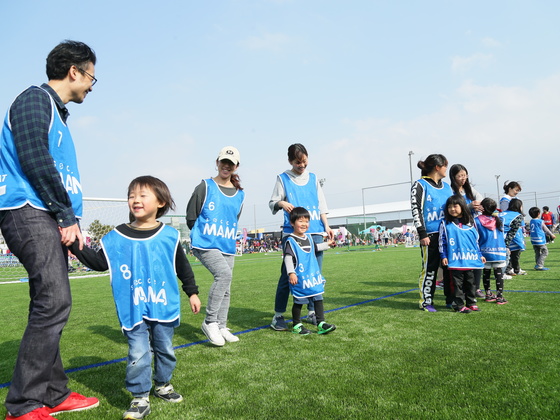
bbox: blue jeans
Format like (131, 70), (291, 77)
(1, 206), (72, 417)
(123, 321), (177, 397)
(193, 248), (235, 328)
(274, 234), (324, 314)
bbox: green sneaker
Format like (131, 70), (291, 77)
(292, 323), (311, 335)
(317, 321), (336, 335)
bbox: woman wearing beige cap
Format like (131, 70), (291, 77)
(187, 146), (245, 346)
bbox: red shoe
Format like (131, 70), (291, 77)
(6, 407), (57, 420)
(44, 392), (99, 416)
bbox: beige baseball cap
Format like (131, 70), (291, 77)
(217, 146), (240, 165)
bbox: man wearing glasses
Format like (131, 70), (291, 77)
(0, 40), (100, 420)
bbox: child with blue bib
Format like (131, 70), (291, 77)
(439, 195), (485, 313)
(500, 198), (526, 276)
(475, 198), (508, 304)
(71, 176), (201, 420)
(529, 207), (555, 271)
(284, 207), (336, 335)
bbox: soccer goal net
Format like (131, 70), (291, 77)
(0, 198), (190, 283)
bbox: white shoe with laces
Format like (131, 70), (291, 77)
(202, 321), (225, 346)
(220, 327), (240, 342)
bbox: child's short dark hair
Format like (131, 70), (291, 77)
(529, 207), (541, 218)
(127, 175), (175, 221)
(543, 206), (549, 211)
(290, 207), (310, 224)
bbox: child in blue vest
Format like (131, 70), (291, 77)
(529, 207), (555, 271)
(284, 207), (336, 335)
(70, 176), (201, 420)
(475, 198), (508, 304)
(500, 198), (526, 276)
(439, 195), (485, 313)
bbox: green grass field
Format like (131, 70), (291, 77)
(1, 241), (559, 419)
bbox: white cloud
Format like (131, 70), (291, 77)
(451, 53), (494, 73)
(239, 32), (292, 52)
(313, 74), (560, 212)
(481, 37), (502, 48)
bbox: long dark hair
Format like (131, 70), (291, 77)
(417, 154), (448, 177)
(480, 197), (503, 231)
(507, 198), (524, 216)
(230, 173), (243, 191)
(449, 164), (475, 201)
(443, 194), (473, 225)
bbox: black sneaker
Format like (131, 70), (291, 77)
(317, 321), (336, 335)
(123, 398), (150, 420)
(270, 315), (288, 331)
(154, 383), (183, 403)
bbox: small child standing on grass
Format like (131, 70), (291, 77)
(71, 176), (201, 420)
(284, 207), (337, 335)
(529, 207), (555, 271)
(439, 195), (486, 313)
(501, 198), (526, 276)
(475, 198), (508, 304)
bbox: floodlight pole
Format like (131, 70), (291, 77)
(495, 175), (500, 200)
(408, 151), (414, 186)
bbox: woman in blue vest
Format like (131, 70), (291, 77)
(410, 154), (453, 312)
(500, 180), (522, 212)
(269, 143), (334, 331)
(187, 146), (245, 347)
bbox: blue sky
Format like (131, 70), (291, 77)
(1, 1), (559, 231)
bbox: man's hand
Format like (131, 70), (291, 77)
(60, 223), (83, 250)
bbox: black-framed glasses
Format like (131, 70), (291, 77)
(78, 68), (97, 86)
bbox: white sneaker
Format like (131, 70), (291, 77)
(517, 269), (527, 275)
(202, 322), (225, 346)
(502, 274), (512, 280)
(220, 327), (240, 342)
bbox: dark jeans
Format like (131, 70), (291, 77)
(274, 234), (324, 314)
(1, 206), (72, 416)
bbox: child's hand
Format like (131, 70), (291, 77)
(441, 258), (448, 266)
(279, 201), (294, 213)
(189, 294), (201, 314)
(289, 273), (298, 285)
(481, 256), (486, 263)
(328, 239), (336, 248)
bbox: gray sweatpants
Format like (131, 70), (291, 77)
(193, 248), (235, 328)
(533, 244), (549, 268)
